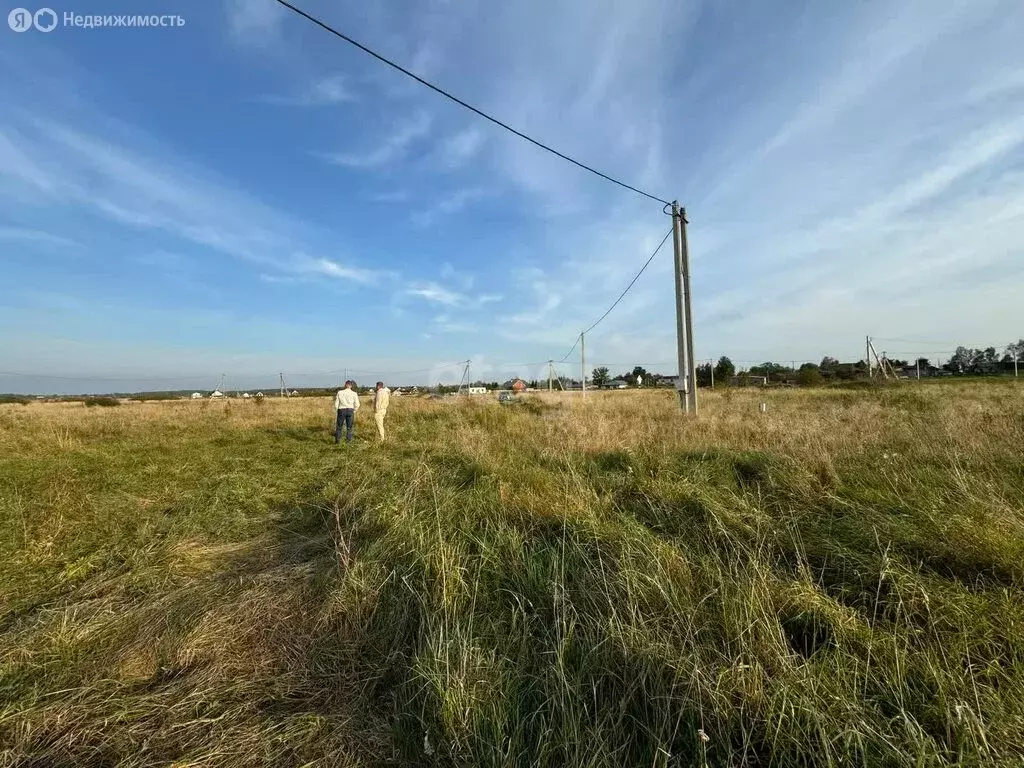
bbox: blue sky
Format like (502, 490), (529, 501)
(1, 0), (1022, 393)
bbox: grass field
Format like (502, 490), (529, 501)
(1, 382), (1023, 767)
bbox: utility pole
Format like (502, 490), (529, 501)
(916, 359), (921, 381)
(279, 372), (285, 398)
(457, 360), (470, 396)
(671, 201), (697, 413)
(710, 360), (714, 389)
(548, 360), (553, 392)
(866, 336), (872, 378)
(581, 333), (586, 398)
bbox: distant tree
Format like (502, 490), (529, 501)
(797, 364), (823, 387)
(592, 367), (610, 387)
(631, 366), (649, 386)
(947, 346), (977, 374)
(820, 356), (840, 371)
(714, 356), (735, 383)
(916, 357), (931, 370)
(1007, 339), (1024, 360)
(696, 362), (713, 387)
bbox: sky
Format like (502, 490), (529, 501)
(1, 0), (1022, 393)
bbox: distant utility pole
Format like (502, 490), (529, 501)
(580, 333), (587, 398)
(279, 372), (286, 397)
(916, 359), (921, 380)
(710, 360), (714, 389)
(456, 360), (470, 396)
(866, 336), (872, 378)
(547, 360), (553, 392)
(671, 202), (697, 413)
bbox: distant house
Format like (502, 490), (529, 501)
(191, 392), (202, 400)
(468, 386), (487, 395)
(241, 393), (251, 399)
(512, 379), (526, 393)
(603, 379), (629, 389)
(210, 390), (224, 398)
(290, 390), (299, 396)
(254, 392), (265, 398)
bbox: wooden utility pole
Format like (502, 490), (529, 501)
(866, 336), (873, 378)
(916, 359), (921, 380)
(710, 360), (714, 389)
(671, 202), (697, 413)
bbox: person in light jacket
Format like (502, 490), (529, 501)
(334, 380), (360, 443)
(373, 381), (391, 441)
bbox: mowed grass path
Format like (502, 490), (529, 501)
(1, 382), (1023, 767)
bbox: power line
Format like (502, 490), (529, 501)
(558, 228), (673, 366)
(271, 0), (671, 207)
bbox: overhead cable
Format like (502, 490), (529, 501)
(271, 0), (671, 206)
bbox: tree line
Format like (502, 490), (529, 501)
(586, 338), (1022, 389)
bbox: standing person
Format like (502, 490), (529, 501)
(334, 380), (360, 444)
(373, 381), (391, 441)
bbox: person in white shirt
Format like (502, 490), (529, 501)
(333, 380), (360, 443)
(373, 381), (391, 441)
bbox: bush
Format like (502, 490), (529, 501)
(83, 396), (120, 408)
(0, 394), (30, 406)
(797, 367), (823, 387)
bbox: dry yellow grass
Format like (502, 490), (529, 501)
(1, 380), (1023, 766)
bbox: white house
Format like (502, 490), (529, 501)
(254, 392), (265, 398)
(191, 392), (202, 400)
(468, 386), (487, 395)
(241, 393), (251, 399)
(210, 390), (224, 398)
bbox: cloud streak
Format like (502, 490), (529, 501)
(326, 112), (432, 168)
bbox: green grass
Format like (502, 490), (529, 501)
(1, 382), (1023, 766)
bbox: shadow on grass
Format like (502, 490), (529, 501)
(1, 483), (405, 766)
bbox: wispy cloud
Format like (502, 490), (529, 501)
(411, 187), (487, 226)
(226, 0), (284, 42)
(404, 281), (501, 309)
(325, 112), (432, 169)
(261, 74), (356, 106)
(430, 313), (477, 334)
(302, 256), (387, 285)
(435, 126), (485, 169)
(440, 262), (474, 290)
(0, 113), (385, 288)
(0, 226), (78, 248)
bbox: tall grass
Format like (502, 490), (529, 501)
(1, 382), (1023, 766)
